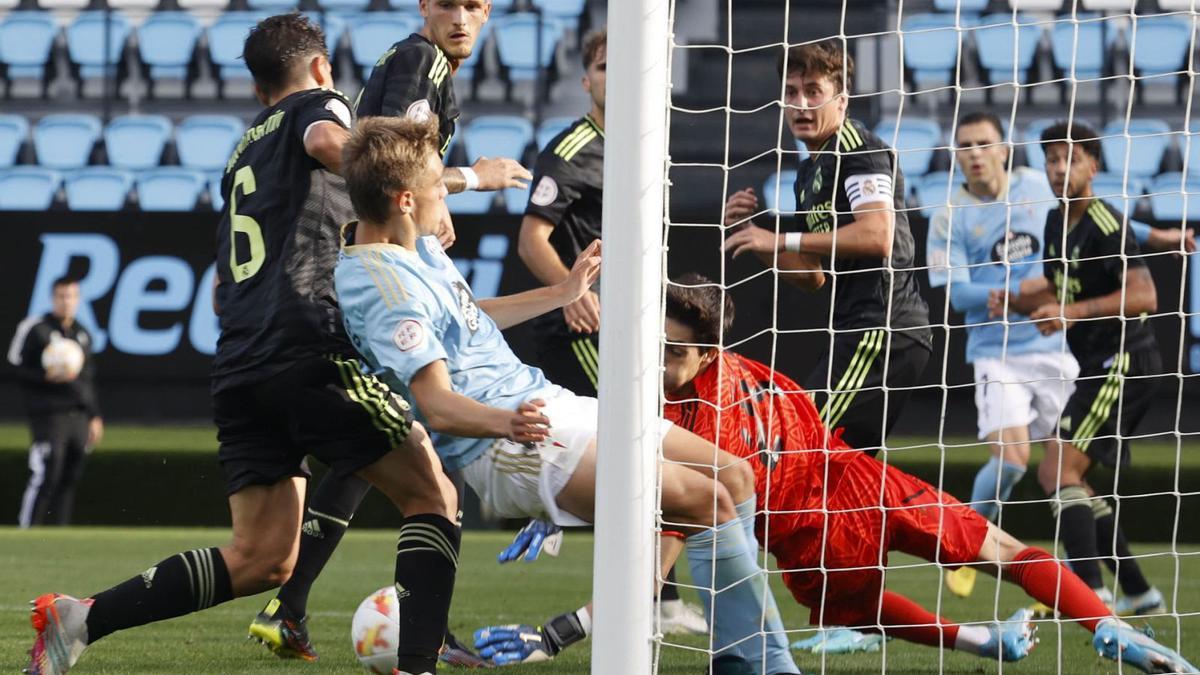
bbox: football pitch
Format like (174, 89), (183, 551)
(2, 528), (1198, 674)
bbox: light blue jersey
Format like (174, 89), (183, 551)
(926, 167), (1064, 362)
(335, 231), (561, 471)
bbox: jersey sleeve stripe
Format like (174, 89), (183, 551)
(7, 315), (39, 366)
(560, 129), (597, 161)
(1089, 201), (1120, 236)
(554, 126), (596, 160)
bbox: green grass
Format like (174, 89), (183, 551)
(2, 528), (1198, 673)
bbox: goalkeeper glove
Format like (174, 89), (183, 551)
(498, 519), (562, 563)
(790, 627), (884, 654)
(474, 610), (589, 666)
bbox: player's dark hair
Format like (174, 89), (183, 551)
(51, 276), (78, 290)
(777, 39), (854, 94)
(582, 28), (606, 70)
(1040, 120), (1102, 163)
(665, 273), (734, 349)
(243, 13), (328, 98)
(957, 111), (1005, 141)
(343, 116), (441, 225)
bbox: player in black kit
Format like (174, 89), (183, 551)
(26, 17), (459, 675)
(990, 120), (1165, 613)
(723, 40), (931, 454)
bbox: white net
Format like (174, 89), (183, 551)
(654, 1), (1200, 672)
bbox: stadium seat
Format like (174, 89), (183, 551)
(303, 11), (348, 53)
(1184, 125), (1200, 178)
(247, 0), (299, 10)
(350, 14), (420, 81)
(1100, 118), (1170, 179)
(1050, 17), (1105, 82)
(1129, 15), (1191, 77)
(178, 0), (229, 9)
(1149, 172), (1200, 222)
(137, 12), (201, 97)
(446, 189), (495, 214)
(874, 117), (941, 179)
(34, 114), (102, 170)
(536, 116), (575, 150)
(387, 0), (420, 13)
(316, 0), (371, 14)
(0, 115), (29, 168)
(0, 168), (60, 210)
(493, 13), (560, 98)
(208, 12), (263, 96)
(504, 184), (529, 215)
(137, 168), (206, 211)
(0, 12), (59, 97)
(933, 0), (987, 12)
(532, 0), (587, 27)
(209, 172), (224, 211)
(763, 170), (798, 215)
(108, 0), (160, 9)
(1079, 0), (1133, 8)
(1021, 118), (1060, 171)
(1158, 0), (1200, 8)
(916, 171), (954, 218)
(1091, 171), (1143, 218)
(973, 13), (1043, 87)
(66, 11), (132, 88)
(104, 115), (172, 171)
(462, 115), (534, 165)
(901, 14), (963, 92)
(176, 115), (243, 171)
(65, 167), (133, 211)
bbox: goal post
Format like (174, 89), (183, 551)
(591, 0), (672, 673)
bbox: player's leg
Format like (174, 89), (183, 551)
(805, 329), (887, 454)
(19, 414), (62, 527)
(50, 411), (91, 526)
(970, 358), (1036, 523)
(535, 332), (599, 398)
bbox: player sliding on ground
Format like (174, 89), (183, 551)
(478, 273), (1197, 674)
(332, 116), (801, 675)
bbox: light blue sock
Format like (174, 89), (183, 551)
(734, 497), (797, 675)
(686, 505), (800, 675)
(969, 456), (1026, 522)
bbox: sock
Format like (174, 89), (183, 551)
(1051, 485), (1104, 589)
(1005, 546), (1110, 632)
(660, 566), (681, 601)
(275, 473), (372, 617)
(86, 547), (233, 643)
(1093, 505), (1152, 596)
(969, 457), (1026, 522)
(393, 514), (461, 674)
(542, 605), (592, 655)
(734, 497), (794, 675)
(877, 591), (959, 649)
(686, 513), (800, 675)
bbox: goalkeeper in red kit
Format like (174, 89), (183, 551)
(654, 273), (1196, 673)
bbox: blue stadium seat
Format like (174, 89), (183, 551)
(494, 14), (560, 86)
(34, 114), (102, 170)
(0, 168), (60, 210)
(303, 11), (348, 52)
(934, 0), (987, 12)
(208, 12), (263, 96)
(65, 167), (133, 211)
(916, 171), (954, 218)
(137, 12), (201, 95)
(1130, 15), (1191, 77)
(901, 14), (962, 91)
(462, 115), (534, 164)
(67, 12), (132, 81)
(1092, 171), (1143, 219)
(446, 189), (495, 214)
(0, 12), (58, 96)
(0, 115), (29, 168)
(104, 115), (172, 171)
(874, 117), (941, 179)
(973, 13), (1043, 86)
(763, 170), (798, 215)
(247, 0), (298, 10)
(351, 14), (420, 81)
(315, 0), (370, 14)
(536, 116), (575, 150)
(387, 0), (420, 13)
(209, 172), (225, 211)
(1051, 16), (1104, 81)
(1021, 118), (1060, 171)
(532, 0), (587, 26)
(1150, 172), (1200, 222)
(1100, 118), (1170, 179)
(504, 184), (528, 214)
(137, 168), (206, 211)
(177, 115), (243, 172)
(1185, 124), (1200, 178)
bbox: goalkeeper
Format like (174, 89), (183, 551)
(478, 273), (1197, 674)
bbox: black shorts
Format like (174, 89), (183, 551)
(534, 332), (599, 398)
(804, 329), (931, 454)
(214, 354), (414, 495)
(1063, 347), (1162, 467)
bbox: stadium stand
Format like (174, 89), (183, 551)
(1129, 14), (1192, 104)
(0, 115), (28, 168)
(933, 0), (986, 12)
(536, 116), (575, 150)
(136, 12), (202, 98)
(0, 12), (58, 98)
(875, 117), (942, 180)
(209, 172), (224, 210)
(350, 13), (420, 81)
(1049, 14), (1106, 102)
(1092, 170), (1143, 218)
(0, 167), (60, 210)
(763, 169), (798, 216)
(973, 13), (1043, 95)
(463, 115), (534, 165)
(66, 11), (132, 97)
(1020, 117), (1060, 172)
(493, 13), (561, 101)
(901, 13), (963, 94)
(207, 12), (262, 96)
(136, 167), (206, 210)
(65, 167), (133, 211)
(34, 113), (102, 170)
(446, 188), (496, 214)
(1150, 172), (1200, 222)
(915, 170), (953, 218)
(1100, 117), (1171, 179)
(104, 114), (172, 170)
(176, 114), (242, 171)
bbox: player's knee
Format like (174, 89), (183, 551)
(717, 458), (755, 505)
(1036, 459), (1061, 495)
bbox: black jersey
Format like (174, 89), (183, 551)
(791, 118), (930, 346)
(212, 88), (357, 392)
(354, 32), (459, 158)
(525, 116), (604, 339)
(1042, 198), (1157, 362)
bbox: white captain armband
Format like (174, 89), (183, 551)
(843, 173), (894, 210)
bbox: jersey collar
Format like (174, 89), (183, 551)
(339, 221), (419, 257)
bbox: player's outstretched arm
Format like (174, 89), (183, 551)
(517, 215), (599, 333)
(409, 360), (550, 443)
(443, 157), (532, 193)
(479, 240), (601, 329)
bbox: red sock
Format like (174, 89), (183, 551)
(1005, 546), (1111, 632)
(876, 591), (960, 648)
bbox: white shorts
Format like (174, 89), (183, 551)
(460, 392), (675, 527)
(974, 351), (1080, 441)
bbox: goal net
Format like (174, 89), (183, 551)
(603, 1), (1200, 673)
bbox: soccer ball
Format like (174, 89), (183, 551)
(351, 585), (400, 674)
(41, 336), (84, 381)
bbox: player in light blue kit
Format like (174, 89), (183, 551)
(333, 116), (801, 675)
(928, 111), (1191, 610)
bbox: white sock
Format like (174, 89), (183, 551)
(954, 624), (993, 654)
(575, 605), (592, 636)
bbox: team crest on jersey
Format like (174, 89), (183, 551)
(405, 99), (433, 123)
(531, 176), (559, 207)
(452, 281), (481, 333)
(392, 319), (425, 352)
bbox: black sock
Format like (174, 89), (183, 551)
(394, 514), (461, 674)
(1058, 502), (1104, 589)
(85, 547), (233, 643)
(660, 566), (680, 601)
(1095, 511), (1152, 596)
(275, 473), (372, 618)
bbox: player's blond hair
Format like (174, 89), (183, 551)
(342, 116), (441, 224)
